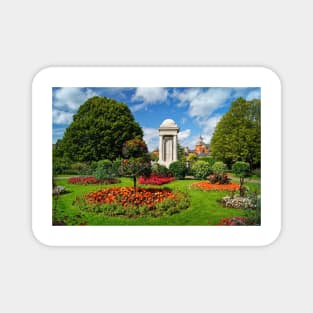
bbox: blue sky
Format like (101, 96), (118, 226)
(53, 87), (260, 151)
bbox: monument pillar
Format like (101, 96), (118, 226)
(159, 135), (163, 161)
(173, 135), (177, 162)
(158, 119), (179, 168)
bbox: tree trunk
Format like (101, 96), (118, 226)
(240, 177), (245, 197)
(133, 176), (137, 197)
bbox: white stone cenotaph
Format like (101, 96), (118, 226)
(158, 119), (179, 168)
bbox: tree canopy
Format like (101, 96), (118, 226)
(54, 96), (143, 162)
(210, 97), (261, 168)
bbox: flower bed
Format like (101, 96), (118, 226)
(190, 181), (240, 191)
(68, 176), (120, 185)
(138, 175), (175, 185)
(85, 187), (174, 209)
(220, 195), (256, 209)
(216, 217), (249, 226)
(76, 187), (190, 217)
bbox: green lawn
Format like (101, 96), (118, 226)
(53, 177), (260, 226)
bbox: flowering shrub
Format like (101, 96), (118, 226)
(191, 181), (240, 191)
(53, 185), (68, 196)
(220, 195), (256, 209)
(213, 214), (260, 226)
(208, 174), (231, 184)
(118, 157), (151, 195)
(68, 176), (120, 185)
(138, 175), (175, 185)
(216, 217), (249, 226)
(122, 138), (148, 158)
(68, 176), (98, 184)
(77, 187), (190, 217)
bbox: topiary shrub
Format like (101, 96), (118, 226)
(122, 138), (148, 158)
(232, 161), (250, 196)
(151, 163), (170, 177)
(212, 161), (227, 174)
(169, 161), (186, 179)
(93, 159), (114, 181)
(70, 162), (92, 175)
(112, 158), (122, 177)
(191, 160), (211, 180)
(208, 161), (230, 184)
(198, 156), (216, 168)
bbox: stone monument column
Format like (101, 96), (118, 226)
(173, 135), (177, 162)
(159, 135), (163, 161)
(158, 119), (179, 168)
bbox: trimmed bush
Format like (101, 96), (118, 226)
(232, 161), (250, 196)
(208, 161), (229, 184)
(191, 160), (211, 179)
(71, 162), (92, 175)
(208, 174), (231, 184)
(232, 161), (250, 177)
(112, 158), (122, 177)
(169, 161), (186, 179)
(198, 156), (216, 168)
(151, 163), (170, 177)
(212, 161), (227, 174)
(93, 159), (114, 181)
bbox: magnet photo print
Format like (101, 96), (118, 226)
(32, 67), (281, 246)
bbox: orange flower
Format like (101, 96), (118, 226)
(191, 181), (240, 191)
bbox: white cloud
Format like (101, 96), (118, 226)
(53, 109), (73, 125)
(54, 87), (97, 111)
(133, 87), (168, 104)
(172, 87), (231, 119)
(198, 114), (222, 144)
(143, 127), (159, 151)
(131, 102), (148, 112)
(188, 88), (232, 118)
(178, 129), (192, 148)
(230, 87), (261, 101)
(178, 129), (191, 141)
(173, 88), (200, 107)
(246, 89), (261, 100)
(179, 115), (222, 149)
(171, 88), (230, 147)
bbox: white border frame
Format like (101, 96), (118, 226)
(32, 67), (281, 246)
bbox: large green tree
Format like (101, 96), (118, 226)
(54, 96), (143, 162)
(210, 97), (261, 168)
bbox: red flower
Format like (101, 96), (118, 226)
(85, 187), (176, 209)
